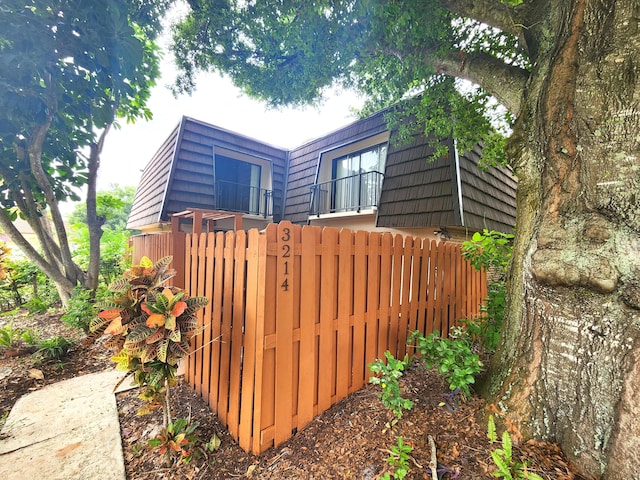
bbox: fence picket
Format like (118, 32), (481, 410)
(208, 232), (224, 411)
(352, 230), (367, 389)
(239, 229), (259, 451)
(228, 230), (247, 438)
(298, 226), (318, 430)
(318, 227), (338, 412)
(366, 232), (382, 376)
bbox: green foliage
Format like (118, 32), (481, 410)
(0, 0), (167, 299)
(0, 321), (21, 348)
(172, 1), (526, 165)
(487, 414), (499, 443)
(369, 351), (414, 418)
(34, 336), (75, 361)
(462, 230), (514, 274)
(410, 328), (483, 397)
(1, 258), (60, 311)
(92, 256), (208, 423)
(148, 418), (200, 465)
(67, 185), (137, 231)
(381, 436), (412, 480)
(20, 327), (40, 345)
(24, 297), (49, 314)
(60, 286), (95, 334)
(490, 428), (544, 480)
(462, 230), (513, 353)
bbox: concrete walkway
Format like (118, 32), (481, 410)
(0, 369), (127, 480)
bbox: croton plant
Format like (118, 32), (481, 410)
(91, 256), (208, 423)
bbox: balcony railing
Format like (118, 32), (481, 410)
(214, 180), (273, 218)
(309, 171), (384, 216)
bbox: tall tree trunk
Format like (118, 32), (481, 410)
(85, 127), (110, 293)
(484, 2), (640, 478)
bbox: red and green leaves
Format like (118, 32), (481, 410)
(93, 256), (208, 419)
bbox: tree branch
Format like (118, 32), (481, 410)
(86, 124), (110, 291)
(440, 0), (525, 37)
(434, 50), (529, 115)
(27, 70), (81, 289)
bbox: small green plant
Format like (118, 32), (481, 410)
(0, 322), (21, 348)
(61, 286), (95, 334)
(381, 436), (412, 480)
(24, 297), (49, 314)
(20, 327), (40, 345)
(487, 414), (498, 443)
(34, 336), (75, 361)
(148, 418), (200, 465)
(410, 328), (483, 398)
(369, 351), (414, 418)
(488, 416), (544, 480)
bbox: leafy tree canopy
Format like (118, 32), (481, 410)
(0, 0), (170, 300)
(67, 184), (136, 231)
(172, 0), (529, 163)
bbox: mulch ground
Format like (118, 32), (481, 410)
(1, 309), (588, 479)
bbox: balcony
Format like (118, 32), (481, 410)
(309, 171), (384, 216)
(214, 180), (273, 217)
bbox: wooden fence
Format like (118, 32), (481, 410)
(167, 221), (487, 454)
(129, 232), (186, 288)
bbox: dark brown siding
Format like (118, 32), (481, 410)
(284, 112), (388, 224)
(128, 117), (288, 229)
(127, 123), (180, 229)
(459, 145), (517, 232)
(377, 134), (458, 228)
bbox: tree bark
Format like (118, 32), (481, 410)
(483, 1), (640, 478)
(85, 126), (110, 293)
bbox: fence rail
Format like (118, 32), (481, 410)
(164, 221), (487, 454)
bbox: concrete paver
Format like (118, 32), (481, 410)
(0, 369), (127, 480)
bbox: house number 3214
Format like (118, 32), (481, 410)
(281, 227), (291, 291)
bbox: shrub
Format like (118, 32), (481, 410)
(410, 328), (483, 398)
(381, 436), (412, 480)
(148, 418), (200, 465)
(61, 286), (95, 334)
(0, 322), (21, 348)
(369, 351), (414, 418)
(91, 256), (208, 429)
(461, 229), (513, 353)
(34, 335), (75, 361)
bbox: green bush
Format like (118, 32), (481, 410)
(369, 351), (414, 418)
(34, 336), (75, 361)
(461, 229), (513, 353)
(61, 286), (95, 334)
(0, 322), (21, 348)
(410, 328), (483, 397)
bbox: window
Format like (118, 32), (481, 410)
(331, 144), (387, 212)
(311, 133), (389, 216)
(213, 148), (273, 217)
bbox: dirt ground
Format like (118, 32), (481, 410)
(1, 309), (589, 479)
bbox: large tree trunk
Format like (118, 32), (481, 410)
(484, 2), (640, 478)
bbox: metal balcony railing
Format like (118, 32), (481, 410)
(214, 180), (273, 218)
(309, 171), (384, 216)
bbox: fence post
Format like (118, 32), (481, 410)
(173, 232), (186, 289)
